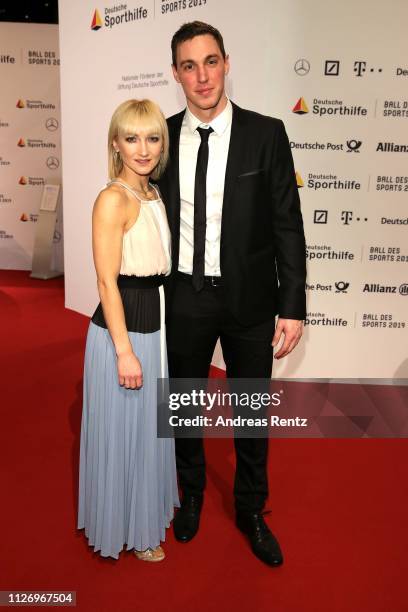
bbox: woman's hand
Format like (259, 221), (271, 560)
(117, 351), (143, 389)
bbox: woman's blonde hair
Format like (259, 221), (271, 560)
(108, 99), (169, 181)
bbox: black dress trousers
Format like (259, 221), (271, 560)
(166, 273), (275, 513)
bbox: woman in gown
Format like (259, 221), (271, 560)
(77, 99), (179, 561)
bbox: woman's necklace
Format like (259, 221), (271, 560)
(117, 179), (155, 200)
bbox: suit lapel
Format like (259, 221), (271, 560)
(221, 102), (246, 231)
(168, 122), (181, 233)
(167, 111), (184, 271)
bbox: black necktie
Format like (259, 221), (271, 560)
(193, 126), (213, 292)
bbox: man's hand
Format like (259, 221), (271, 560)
(272, 318), (304, 359)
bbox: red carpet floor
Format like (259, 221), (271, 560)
(0, 270), (407, 611)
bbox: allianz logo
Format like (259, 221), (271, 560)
(363, 283), (408, 295)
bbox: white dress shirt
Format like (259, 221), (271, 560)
(178, 98), (232, 276)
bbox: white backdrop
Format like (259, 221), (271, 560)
(0, 23), (63, 271)
(59, 0), (408, 378)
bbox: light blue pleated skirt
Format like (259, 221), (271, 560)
(78, 321), (179, 559)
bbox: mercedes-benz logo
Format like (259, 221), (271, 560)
(294, 59), (310, 76)
(45, 117), (59, 131)
(46, 156), (59, 170)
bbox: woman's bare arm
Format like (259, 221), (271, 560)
(92, 188), (142, 388)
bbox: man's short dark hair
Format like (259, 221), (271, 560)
(171, 21), (226, 67)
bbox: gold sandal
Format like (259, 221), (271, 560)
(134, 546), (165, 562)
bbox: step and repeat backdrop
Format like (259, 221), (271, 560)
(59, 0), (408, 378)
(0, 23), (63, 271)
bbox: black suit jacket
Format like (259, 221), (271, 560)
(158, 101), (307, 326)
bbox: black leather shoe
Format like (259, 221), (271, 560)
(173, 495), (203, 543)
(236, 512), (283, 566)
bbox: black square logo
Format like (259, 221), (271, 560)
(324, 60), (340, 76)
(314, 210), (328, 224)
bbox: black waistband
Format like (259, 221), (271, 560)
(117, 274), (165, 288)
(176, 271), (222, 287)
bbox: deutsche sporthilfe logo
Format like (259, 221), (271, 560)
(91, 9), (103, 30)
(295, 172), (304, 188)
(292, 97), (309, 114)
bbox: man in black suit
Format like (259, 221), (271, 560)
(158, 21), (306, 566)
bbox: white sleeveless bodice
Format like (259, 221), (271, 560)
(107, 180), (171, 277)
(106, 180), (171, 379)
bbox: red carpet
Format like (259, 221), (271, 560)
(0, 270), (407, 611)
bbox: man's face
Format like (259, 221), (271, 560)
(172, 34), (229, 118)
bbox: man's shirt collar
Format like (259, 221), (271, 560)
(184, 98), (232, 136)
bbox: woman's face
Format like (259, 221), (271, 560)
(113, 124), (162, 178)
